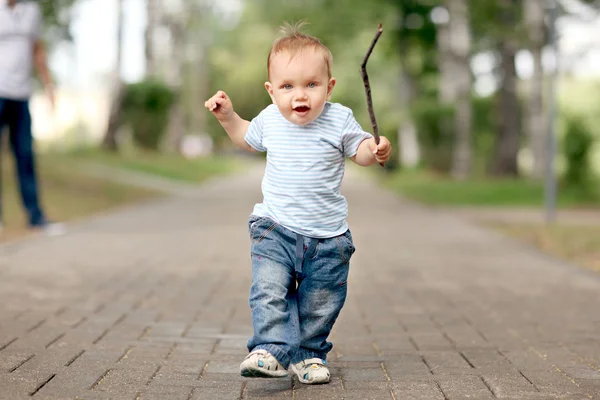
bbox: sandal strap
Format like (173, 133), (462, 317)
(300, 358), (326, 367)
(245, 349), (268, 360)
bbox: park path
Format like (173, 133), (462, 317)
(1, 162), (599, 399)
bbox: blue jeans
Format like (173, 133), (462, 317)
(246, 215), (355, 368)
(0, 98), (45, 226)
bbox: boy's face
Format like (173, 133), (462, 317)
(265, 48), (336, 126)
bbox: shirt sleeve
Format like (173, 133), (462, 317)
(244, 108), (267, 152)
(341, 111), (373, 158)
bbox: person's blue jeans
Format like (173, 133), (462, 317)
(0, 98), (45, 226)
(246, 215), (355, 369)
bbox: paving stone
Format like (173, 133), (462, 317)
(16, 347), (85, 373)
(0, 369), (56, 397)
(422, 351), (473, 373)
(244, 378), (293, 398)
(384, 355), (432, 376)
(139, 384), (193, 400)
(391, 380), (446, 400)
(481, 372), (540, 397)
(437, 375), (496, 399)
(0, 350), (34, 373)
(92, 367), (158, 394)
(31, 366), (110, 397)
(188, 382), (243, 399)
(340, 366), (389, 382)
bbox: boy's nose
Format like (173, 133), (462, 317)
(294, 88), (308, 100)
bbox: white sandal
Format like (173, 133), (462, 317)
(240, 349), (289, 378)
(291, 358), (330, 384)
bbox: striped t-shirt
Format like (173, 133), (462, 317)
(244, 102), (373, 238)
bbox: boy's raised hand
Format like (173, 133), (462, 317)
(205, 90), (234, 122)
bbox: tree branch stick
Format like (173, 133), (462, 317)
(360, 23), (384, 166)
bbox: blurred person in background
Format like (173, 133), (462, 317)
(0, 0), (65, 236)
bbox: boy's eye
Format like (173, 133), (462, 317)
(283, 84), (292, 90)
(308, 82), (317, 88)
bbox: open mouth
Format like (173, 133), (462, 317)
(294, 106), (310, 113)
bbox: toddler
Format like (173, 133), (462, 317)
(205, 22), (392, 384)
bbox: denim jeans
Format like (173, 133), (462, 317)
(246, 215), (355, 368)
(0, 98), (44, 226)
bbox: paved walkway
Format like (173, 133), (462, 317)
(1, 163), (600, 400)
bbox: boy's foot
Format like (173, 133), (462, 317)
(291, 358), (330, 384)
(240, 349), (288, 378)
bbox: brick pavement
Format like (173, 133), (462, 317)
(1, 163), (600, 399)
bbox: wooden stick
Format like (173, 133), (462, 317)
(360, 23), (384, 166)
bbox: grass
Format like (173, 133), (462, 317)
(0, 147), (242, 243)
(489, 222), (600, 273)
(381, 169), (600, 208)
(65, 147), (241, 184)
(0, 152), (160, 242)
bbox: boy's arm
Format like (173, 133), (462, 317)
(341, 109), (391, 166)
(351, 138), (378, 166)
(219, 114), (255, 152)
(205, 91), (255, 152)
(351, 137), (392, 166)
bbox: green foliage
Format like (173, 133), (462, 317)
(562, 115), (595, 188)
(38, 0), (78, 41)
(385, 0), (439, 62)
(411, 100), (455, 173)
(122, 79), (176, 151)
(469, 0), (525, 50)
(383, 168), (599, 208)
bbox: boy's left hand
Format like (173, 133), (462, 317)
(369, 136), (392, 164)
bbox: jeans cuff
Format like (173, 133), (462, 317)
(291, 350), (327, 365)
(251, 344), (291, 369)
(29, 214), (46, 227)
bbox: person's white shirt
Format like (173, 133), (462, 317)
(0, 0), (42, 100)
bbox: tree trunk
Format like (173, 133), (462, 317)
(490, 38), (520, 176)
(186, 6), (209, 137)
(163, 17), (186, 153)
(448, 0), (472, 180)
(102, 82), (124, 151)
(439, 0), (472, 180)
(102, 0), (124, 152)
(145, 0), (159, 77)
(524, 0), (546, 178)
(437, 22), (453, 102)
(489, 0), (521, 177)
(398, 69), (420, 168)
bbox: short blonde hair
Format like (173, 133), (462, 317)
(267, 21), (333, 79)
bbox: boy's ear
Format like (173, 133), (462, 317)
(327, 77), (336, 100)
(265, 82), (276, 104)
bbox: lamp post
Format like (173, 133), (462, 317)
(545, 0), (559, 224)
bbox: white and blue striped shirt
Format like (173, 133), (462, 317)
(245, 102), (373, 238)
